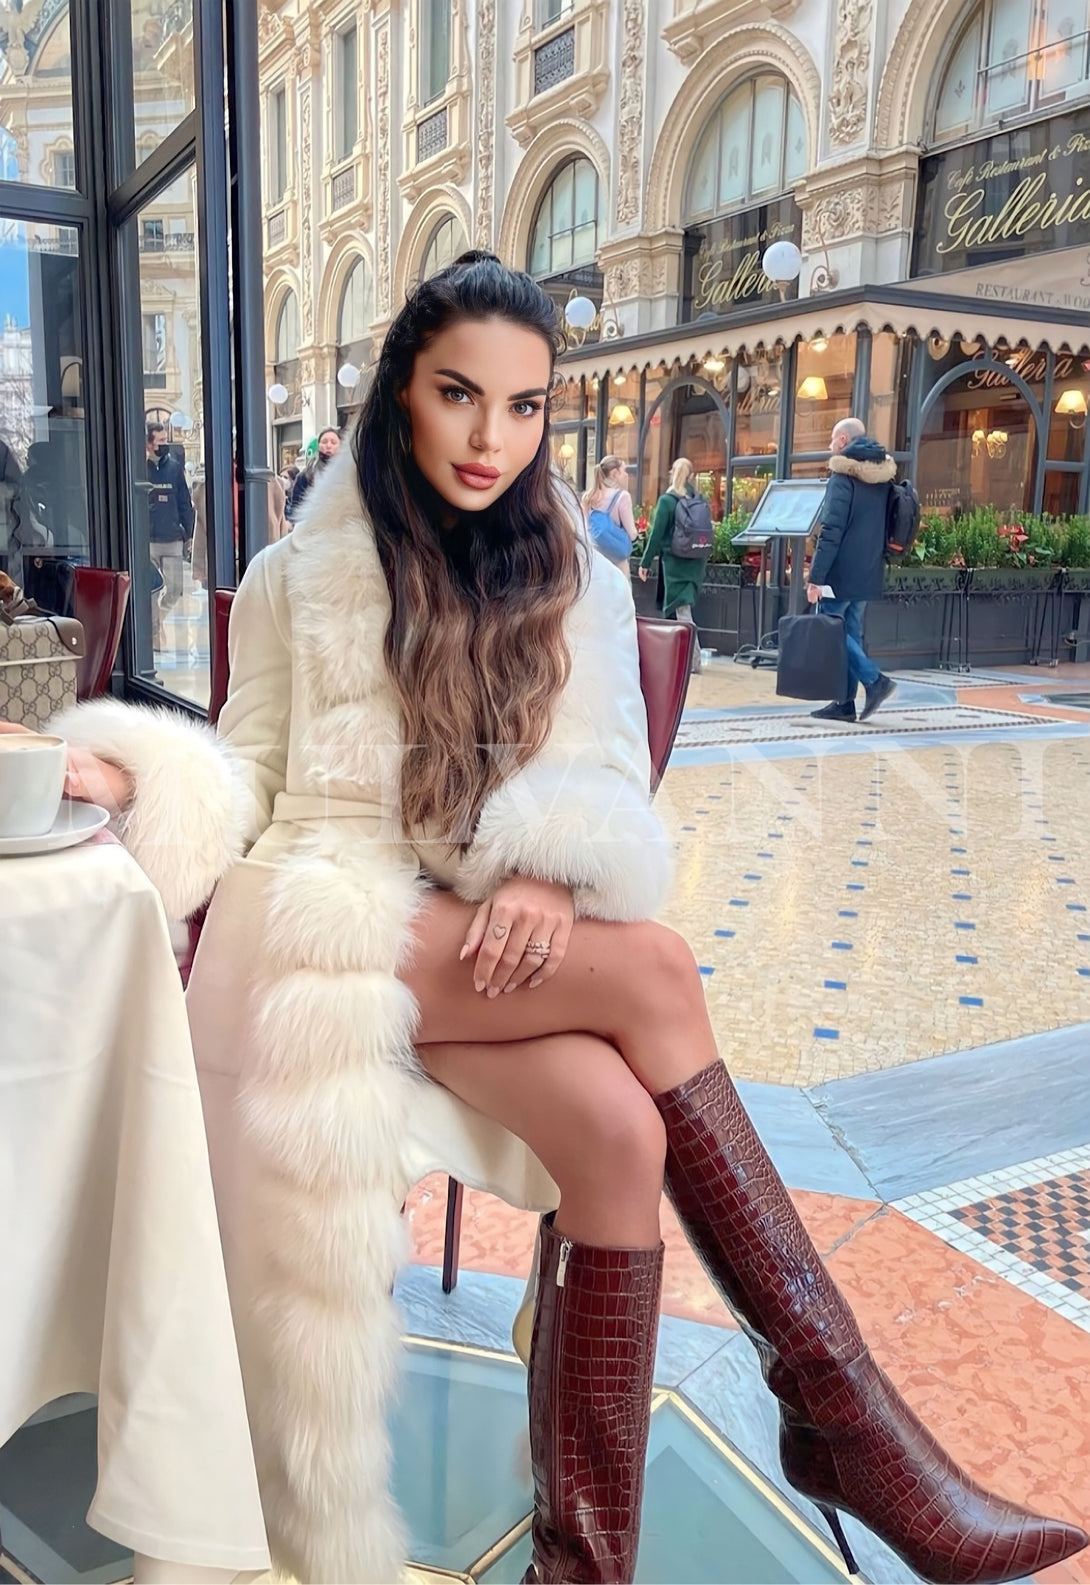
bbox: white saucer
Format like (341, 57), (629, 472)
(0, 801), (111, 857)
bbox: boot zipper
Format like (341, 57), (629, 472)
(556, 1238), (573, 1288)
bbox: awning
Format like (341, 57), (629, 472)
(557, 282), (1090, 384)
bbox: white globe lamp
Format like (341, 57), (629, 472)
(563, 295), (597, 331)
(267, 382), (289, 405)
(761, 241), (803, 285)
(337, 362), (361, 389)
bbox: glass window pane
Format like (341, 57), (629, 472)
(936, 15), (984, 139)
(338, 259), (372, 343)
(553, 161), (575, 229)
(421, 0), (450, 104)
(275, 292), (300, 362)
(573, 159), (597, 227)
(530, 208), (550, 275)
(686, 122), (718, 222)
(918, 367), (1035, 515)
(0, 218), (89, 594)
(127, 0), (195, 174)
(791, 333), (856, 454)
(551, 227), (573, 273)
(733, 347), (782, 459)
(126, 174), (209, 709)
(984, 0), (1033, 117)
(1041, 0), (1089, 94)
(336, 27), (358, 162)
(0, 1), (76, 188)
(717, 88), (750, 211)
(785, 95), (807, 187)
(1048, 376), (1089, 461)
(571, 221), (596, 267)
(1042, 467), (1081, 514)
(750, 76), (785, 197)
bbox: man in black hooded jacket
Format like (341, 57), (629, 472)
(806, 417), (897, 722)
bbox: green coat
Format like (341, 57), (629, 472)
(639, 487), (708, 616)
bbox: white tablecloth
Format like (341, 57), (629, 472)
(0, 834), (270, 1570)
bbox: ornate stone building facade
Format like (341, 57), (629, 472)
(258, 0), (1090, 517)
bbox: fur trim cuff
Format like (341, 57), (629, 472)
(454, 761), (674, 922)
(51, 699), (245, 919)
(829, 453), (897, 485)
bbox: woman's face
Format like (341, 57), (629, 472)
(402, 316), (551, 512)
(318, 431), (340, 458)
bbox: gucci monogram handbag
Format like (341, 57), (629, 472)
(0, 581), (85, 729)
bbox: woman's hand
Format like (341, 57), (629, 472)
(64, 747), (133, 815)
(461, 876), (574, 996)
(638, 566), (649, 583)
(1, 721), (131, 812)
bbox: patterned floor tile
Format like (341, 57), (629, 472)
(894, 1147), (1090, 1333)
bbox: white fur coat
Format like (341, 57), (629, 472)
(52, 449), (674, 1583)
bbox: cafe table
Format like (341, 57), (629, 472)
(0, 829), (270, 1574)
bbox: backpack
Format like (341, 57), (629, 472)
(885, 478), (920, 560)
(587, 489), (633, 563)
(671, 491), (714, 558)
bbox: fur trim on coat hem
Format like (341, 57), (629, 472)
(50, 698), (246, 920)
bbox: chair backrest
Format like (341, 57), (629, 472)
(208, 591), (691, 790)
(636, 614), (693, 795)
(208, 588), (236, 726)
(72, 566), (132, 700)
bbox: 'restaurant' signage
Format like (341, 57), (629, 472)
(683, 197), (801, 320)
(914, 104), (1090, 276)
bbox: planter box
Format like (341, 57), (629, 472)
(967, 566), (1059, 596)
(632, 561), (758, 654)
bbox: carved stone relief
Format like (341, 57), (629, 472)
(301, 85), (313, 336)
(616, 0), (644, 227)
(376, 25), (392, 316)
(827, 0), (872, 147)
(475, 0), (497, 248)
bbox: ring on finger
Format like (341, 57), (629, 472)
(525, 939), (551, 959)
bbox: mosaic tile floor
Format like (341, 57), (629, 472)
(674, 703), (1050, 747)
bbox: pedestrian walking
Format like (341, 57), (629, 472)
(288, 428), (341, 520)
(581, 454), (637, 573)
(807, 416), (898, 721)
(145, 423), (194, 652)
(638, 456), (712, 672)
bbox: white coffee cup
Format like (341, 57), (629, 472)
(0, 733), (67, 838)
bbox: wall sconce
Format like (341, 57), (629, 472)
(796, 376), (828, 402)
(702, 355), (727, 375)
(761, 240), (802, 300)
(608, 402), (635, 426)
(986, 428), (1008, 459)
(558, 441), (575, 461)
(1055, 388), (1088, 417)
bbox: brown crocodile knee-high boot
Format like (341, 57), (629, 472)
(523, 1214), (663, 1584)
(654, 1060), (1087, 1585)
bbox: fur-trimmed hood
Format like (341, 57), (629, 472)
(828, 437), (896, 486)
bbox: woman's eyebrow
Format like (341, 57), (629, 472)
(435, 368), (548, 401)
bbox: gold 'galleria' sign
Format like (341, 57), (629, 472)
(914, 108), (1090, 276)
(685, 199), (801, 319)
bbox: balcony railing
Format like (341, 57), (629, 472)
(416, 105), (449, 164)
(533, 26), (575, 96)
(139, 232), (195, 253)
(331, 165), (356, 210)
(267, 209), (287, 247)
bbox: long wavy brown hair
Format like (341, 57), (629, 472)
(353, 251), (586, 844)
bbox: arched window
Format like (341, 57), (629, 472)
(337, 258), (372, 347)
(421, 214), (468, 280)
(529, 157), (599, 278)
(684, 75), (807, 224)
(336, 259), (372, 421)
(274, 292), (300, 364)
(933, 0), (1090, 142)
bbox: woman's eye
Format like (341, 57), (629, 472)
(512, 400), (542, 418)
(441, 385), (471, 404)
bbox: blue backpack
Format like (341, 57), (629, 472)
(587, 489), (632, 562)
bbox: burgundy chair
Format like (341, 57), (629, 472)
(72, 567), (131, 700)
(201, 596), (696, 1286)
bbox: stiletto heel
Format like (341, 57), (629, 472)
(815, 1504), (859, 1577)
